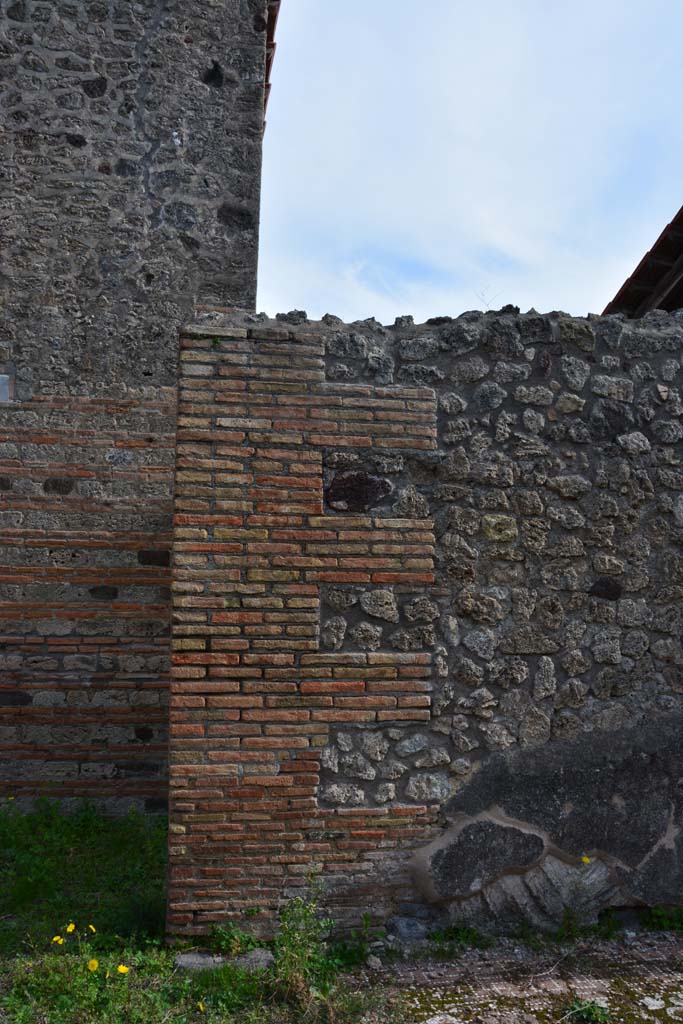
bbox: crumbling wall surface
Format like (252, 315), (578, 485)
(0, 0), (268, 808)
(168, 306), (683, 935)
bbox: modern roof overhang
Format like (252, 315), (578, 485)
(604, 204), (683, 317)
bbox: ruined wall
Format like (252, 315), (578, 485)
(168, 306), (683, 935)
(0, 0), (268, 809)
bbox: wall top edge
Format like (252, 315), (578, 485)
(184, 305), (683, 343)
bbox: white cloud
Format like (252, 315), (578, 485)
(258, 0), (683, 322)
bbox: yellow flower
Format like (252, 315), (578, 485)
(7, 796), (14, 801)
(581, 855), (591, 864)
(66, 923), (76, 933)
(117, 965), (129, 975)
(198, 1001), (205, 1012)
(87, 959), (99, 973)
(52, 935), (64, 945)
(88, 924), (96, 934)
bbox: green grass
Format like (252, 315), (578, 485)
(0, 931), (398, 1024)
(0, 798), (167, 956)
(0, 800), (404, 1024)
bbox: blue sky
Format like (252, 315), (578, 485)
(258, 0), (683, 323)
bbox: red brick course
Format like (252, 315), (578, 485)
(0, 393), (175, 809)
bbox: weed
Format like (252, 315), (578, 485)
(591, 909), (622, 941)
(328, 912), (384, 970)
(210, 921), (268, 957)
(514, 921), (547, 952)
(273, 885), (335, 1007)
(211, 336), (221, 349)
(642, 905), (683, 932)
(427, 922), (494, 958)
(564, 997), (611, 1022)
(244, 906), (264, 918)
(514, 907), (622, 952)
(554, 906), (584, 944)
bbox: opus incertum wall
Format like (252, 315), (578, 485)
(169, 307), (683, 936)
(0, 0), (268, 808)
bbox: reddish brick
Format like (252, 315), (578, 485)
(168, 327), (444, 940)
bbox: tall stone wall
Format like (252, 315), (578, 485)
(168, 306), (683, 935)
(0, 0), (268, 809)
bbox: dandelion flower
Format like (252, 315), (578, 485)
(88, 924), (96, 934)
(198, 1001), (205, 1012)
(117, 965), (129, 975)
(87, 959), (99, 972)
(52, 935), (64, 945)
(581, 855), (591, 864)
(66, 923), (76, 933)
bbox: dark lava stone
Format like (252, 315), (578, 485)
(589, 577), (622, 601)
(325, 471), (392, 512)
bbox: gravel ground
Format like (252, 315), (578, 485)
(363, 934), (683, 1023)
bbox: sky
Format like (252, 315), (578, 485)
(257, 0), (683, 324)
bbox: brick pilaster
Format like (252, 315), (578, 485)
(167, 323), (440, 935)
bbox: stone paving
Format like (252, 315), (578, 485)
(370, 934), (683, 1023)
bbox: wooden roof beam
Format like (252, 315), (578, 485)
(634, 248), (683, 316)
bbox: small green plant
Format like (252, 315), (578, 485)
(328, 912), (384, 969)
(515, 907), (621, 951)
(273, 885), (335, 1008)
(642, 904), (683, 932)
(211, 336), (221, 349)
(426, 922), (494, 960)
(554, 906), (584, 943)
(210, 920), (268, 957)
(244, 905), (264, 918)
(552, 906), (624, 944)
(514, 921), (547, 951)
(564, 997), (611, 1022)
(591, 909), (622, 940)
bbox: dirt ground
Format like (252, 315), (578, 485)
(371, 933), (683, 1023)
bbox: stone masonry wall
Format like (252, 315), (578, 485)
(168, 306), (683, 935)
(0, 0), (269, 809)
